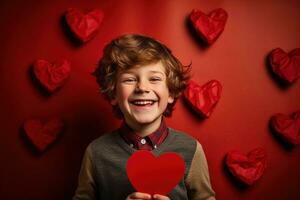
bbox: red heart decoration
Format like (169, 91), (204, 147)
(190, 8), (228, 45)
(65, 8), (104, 42)
(126, 150), (185, 196)
(183, 80), (222, 118)
(226, 148), (267, 186)
(270, 110), (300, 146)
(23, 118), (65, 152)
(33, 59), (71, 93)
(269, 48), (300, 84)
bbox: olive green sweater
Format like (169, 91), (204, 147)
(73, 128), (215, 200)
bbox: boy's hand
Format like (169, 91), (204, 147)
(126, 192), (151, 200)
(153, 194), (170, 200)
(126, 192), (170, 200)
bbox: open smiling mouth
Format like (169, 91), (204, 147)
(130, 100), (158, 106)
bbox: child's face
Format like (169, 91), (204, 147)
(112, 61), (174, 128)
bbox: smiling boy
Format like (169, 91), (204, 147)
(112, 61), (174, 137)
(73, 34), (216, 200)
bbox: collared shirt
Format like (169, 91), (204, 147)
(118, 118), (168, 151)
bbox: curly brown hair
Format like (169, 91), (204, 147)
(93, 34), (190, 118)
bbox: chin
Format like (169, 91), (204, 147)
(133, 115), (160, 125)
(135, 118), (156, 124)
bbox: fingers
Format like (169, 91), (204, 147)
(126, 192), (169, 200)
(128, 192), (151, 200)
(153, 194), (170, 200)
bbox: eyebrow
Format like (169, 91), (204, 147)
(120, 70), (165, 76)
(149, 70), (164, 75)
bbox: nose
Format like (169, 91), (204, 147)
(135, 80), (150, 93)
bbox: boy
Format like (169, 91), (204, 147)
(73, 34), (216, 200)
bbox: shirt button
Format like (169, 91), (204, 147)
(129, 144), (134, 148)
(141, 138), (146, 144)
(154, 145), (157, 149)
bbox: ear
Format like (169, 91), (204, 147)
(110, 98), (118, 106)
(168, 95), (174, 104)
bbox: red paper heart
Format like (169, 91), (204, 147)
(126, 150), (185, 196)
(269, 48), (300, 84)
(226, 148), (267, 186)
(23, 118), (64, 152)
(270, 110), (300, 146)
(190, 8), (228, 45)
(183, 80), (222, 118)
(33, 59), (71, 93)
(65, 8), (104, 42)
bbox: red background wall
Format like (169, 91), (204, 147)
(0, 0), (300, 199)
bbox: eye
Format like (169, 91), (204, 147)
(150, 77), (162, 82)
(122, 78), (136, 83)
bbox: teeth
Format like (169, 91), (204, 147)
(131, 100), (155, 105)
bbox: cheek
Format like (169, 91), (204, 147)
(117, 85), (133, 102)
(156, 85), (171, 100)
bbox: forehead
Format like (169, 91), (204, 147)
(118, 61), (167, 75)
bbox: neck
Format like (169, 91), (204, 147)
(125, 116), (162, 137)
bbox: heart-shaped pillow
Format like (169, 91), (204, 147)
(65, 8), (104, 42)
(126, 150), (185, 196)
(226, 148), (267, 186)
(270, 110), (300, 146)
(33, 59), (71, 93)
(189, 8), (228, 45)
(269, 48), (300, 84)
(183, 80), (222, 118)
(23, 118), (65, 152)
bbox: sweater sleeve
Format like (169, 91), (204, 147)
(185, 141), (216, 200)
(73, 145), (97, 200)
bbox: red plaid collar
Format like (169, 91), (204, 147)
(118, 118), (168, 150)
